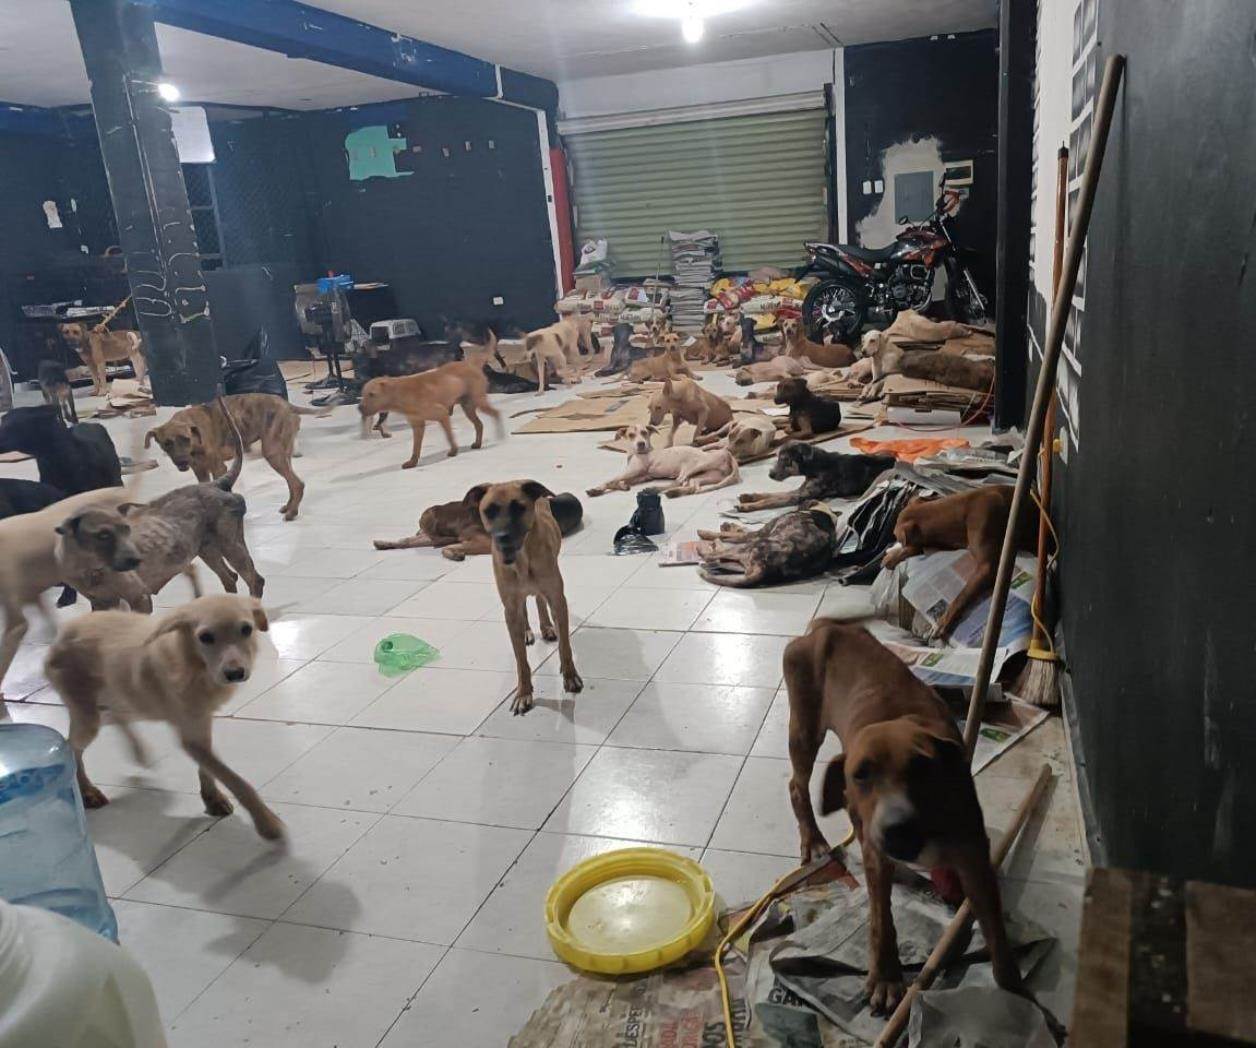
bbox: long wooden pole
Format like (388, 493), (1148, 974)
(873, 764), (1055, 1047)
(963, 55), (1126, 754)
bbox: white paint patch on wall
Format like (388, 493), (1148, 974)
(42, 200), (62, 229)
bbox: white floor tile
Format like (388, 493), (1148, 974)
(234, 659), (398, 725)
(262, 727), (459, 812)
(534, 626), (681, 681)
(291, 576), (430, 617)
(429, 619), (557, 673)
(379, 948), (568, 1048)
(653, 631), (791, 688)
(277, 547), (385, 579)
(608, 682), (775, 755)
(585, 586), (713, 631)
(475, 676), (645, 746)
(692, 589), (821, 636)
(284, 815), (530, 944)
(112, 899), (269, 1022)
(169, 921), (442, 1048)
(393, 736), (596, 828)
(750, 691), (844, 762)
(700, 849), (800, 908)
(88, 787), (217, 897)
(391, 579), (502, 620)
(544, 746), (742, 846)
(316, 615), (470, 664)
(124, 802), (377, 919)
(358, 552), (458, 581)
(267, 612), (374, 660)
(351, 667), (516, 735)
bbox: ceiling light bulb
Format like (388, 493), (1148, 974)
(157, 82), (181, 103)
(681, 15), (705, 43)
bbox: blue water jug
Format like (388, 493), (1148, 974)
(0, 724), (117, 941)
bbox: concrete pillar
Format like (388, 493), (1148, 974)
(70, 0), (218, 405)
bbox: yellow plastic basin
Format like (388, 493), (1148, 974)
(544, 847), (715, 975)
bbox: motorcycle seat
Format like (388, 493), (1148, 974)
(834, 242), (898, 263)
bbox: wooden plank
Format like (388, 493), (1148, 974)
(1071, 867), (1133, 1047)
(1186, 881), (1256, 1041)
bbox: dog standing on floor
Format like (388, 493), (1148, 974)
(57, 322), (147, 397)
(359, 360), (504, 469)
(783, 620), (1023, 1011)
(145, 393), (328, 521)
(45, 594), (284, 840)
(477, 481), (582, 715)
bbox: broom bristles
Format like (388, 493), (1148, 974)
(1015, 649), (1061, 709)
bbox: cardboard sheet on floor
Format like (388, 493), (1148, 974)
(877, 374), (990, 414)
(513, 394), (649, 434)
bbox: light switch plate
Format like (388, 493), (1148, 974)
(492, 296), (504, 306)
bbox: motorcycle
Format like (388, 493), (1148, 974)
(799, 180), (988, 343)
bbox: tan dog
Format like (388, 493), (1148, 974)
(733, 355), (818, 386)
(858, 329), (994, 400)
(588, 423), (740, 498)
(358, 361), (503, 469)
(685, 318), (726, 362)
(525, 315), (598, 391)
(45, 594), (283, 840)
(780, 317), (855, 368)
(0, 487), (133, 705)
(58, 322), (147, 397)
(783, 620), (1022, 1011)
(477, 481), (582, 715)
(695, 414), (780, 461)
(626, 340), (695, 384)
(647, 375), (733, 447)
(883, 485), (1036, 641)
(145, 393), (326, 521)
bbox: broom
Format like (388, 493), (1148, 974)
(1016, 144), (1068, 708)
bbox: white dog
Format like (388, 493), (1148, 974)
(587, 423), (740, 498)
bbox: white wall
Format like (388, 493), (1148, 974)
(558, 49), (838, 120)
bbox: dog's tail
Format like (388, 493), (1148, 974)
(216, 396), (245, 492)
(290, 404), (333, 418)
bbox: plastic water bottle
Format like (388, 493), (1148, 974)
(373, 633), (439, 676)
(0, 724), (118, 942)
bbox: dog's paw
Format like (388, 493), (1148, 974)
(203, 795), (233, 818)
(81, 785), (110, 809)
(562, 669), (584, 694)
(253, 810), (286, 841)
(511, 691), (535, 716)
(800, 836), (832, 864)
(541, 624), (559, 642)
(586, 487), (604, 498)
(524, 626), (536, 646)
(282, 508), (298, 522)
(402, 460), (418, 470)
(447, 448), (458, 458)
(865, 974), (906, 1015)
(441, 547), (466, 561)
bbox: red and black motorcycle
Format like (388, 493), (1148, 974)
(799, 181), (987, 342)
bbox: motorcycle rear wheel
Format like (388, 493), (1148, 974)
(803, 278), (866, 343)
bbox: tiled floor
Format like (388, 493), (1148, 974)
(1, 369), (1084, 1045)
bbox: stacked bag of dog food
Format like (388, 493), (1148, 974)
(555, 284), (670, 343)
(705, 269), (813, 333)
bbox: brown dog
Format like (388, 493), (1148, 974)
(626, 336), (696, 384)
(783, 620), (1022, 1011)
(58, 322), (147, 397)
(45, 594), (283, 840)
(647, 375), (733, 447)
(145, 393), (327, 521)
(780, 317), (855, 369)
(859, 330), (994, 400)
(477, 481), (582, 714)
(359, 361), (503, 469)
(883, 485), (1037, 641)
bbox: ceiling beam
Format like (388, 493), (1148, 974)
(137, 0), (557, 111)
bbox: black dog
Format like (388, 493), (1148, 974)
(740, 316), (771, 365)
(775, 377), (842, 436)
(736, 441), (896, 512)
(595, 322), (639, 378)
(37, 360), (77, 425)
(0, 478), (78, 607)
(0, 405), (122, 495)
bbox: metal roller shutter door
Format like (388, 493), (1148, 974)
(565, 107), (828, 278)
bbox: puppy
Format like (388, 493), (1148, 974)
(57, 322), (147, 397)
(781, 316), (855, 368)
(588, 423), (740, 499)
(784, 621), (1022, 1010)
(45, 594), (283, 840)
(883, 485), (1036, 640)
(145, 393), (328, 521)
(859, 330), (994, 400)
(775, 377), (843, 436)
(736, 442), (895, 512)
(358, 361), (504, 469)
(477, 481), (582, 715)
(0, 405), (122, 495)
(625, 341), (695, 384)
(525, 316), (597, 391)
(647, 375), (733, 447)
(37, 360), (77, 425)
(375, 486), (583, 561)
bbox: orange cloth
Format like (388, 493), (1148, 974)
(849, 437), (969, 463)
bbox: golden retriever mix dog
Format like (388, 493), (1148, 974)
(58, 322), (147, 397)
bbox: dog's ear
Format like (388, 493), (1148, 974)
(117, 502), (147, 517)
(645, 423), (659, 435)
(905, 716), (965, 762)
(251, 600), (270, 633)
(54, 514), (84, 537)
(662, 376), (673, 395)
(187, 424), (203, 448)
(819, 755), (847, 815)
(520, 480), (554, 503)
(462, 484), (490, 510)
(143, 429), (159, 448)
(614, 427), (630, 440)
(147, 610), (193, 644)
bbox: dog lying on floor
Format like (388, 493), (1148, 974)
(883, 485), (1037, 640)
(734, 355), (816, 386)
(626, 338), (696, 384)
(783, 620), (1023, 1010)
(858, 330), (994, 400)
(359, 360), (504, 469)
(56, 400), (264, 613)
(781, 316), (856, 368)
(0, 404), (122, 495)
(697, 504), (839, 587)
(648, 375), (732, 446)
(477, 481), (582, 714)
(587, 423), (740, 498)
(775, 377), (843, 436)
(45, 594), (284, 840)
(57, 322), (147, 397)
(694, 414), (780, 461)
(736, 442), (895, 512)
(374, 486), (583, 560)
(145, 393), (329, 521)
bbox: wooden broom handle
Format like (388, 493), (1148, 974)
(873, 764), (1054, 1047)
(962, 54), (1126, 755)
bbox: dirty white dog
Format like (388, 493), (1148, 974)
(587, 423), (740, 498)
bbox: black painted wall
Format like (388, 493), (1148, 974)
(1052, 0), (1256, 885)
(844, 30), (1000, 308)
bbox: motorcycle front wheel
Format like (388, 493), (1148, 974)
(947, 267), (988, 325)
(803, 278), (866, 344)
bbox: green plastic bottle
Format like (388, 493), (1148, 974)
(373, 634), (438, 676)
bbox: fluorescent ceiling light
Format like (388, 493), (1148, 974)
(681, 16), (705, 43)
(157, 82), (181, 103)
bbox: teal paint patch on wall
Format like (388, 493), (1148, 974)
(345, 125), (411, 181)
